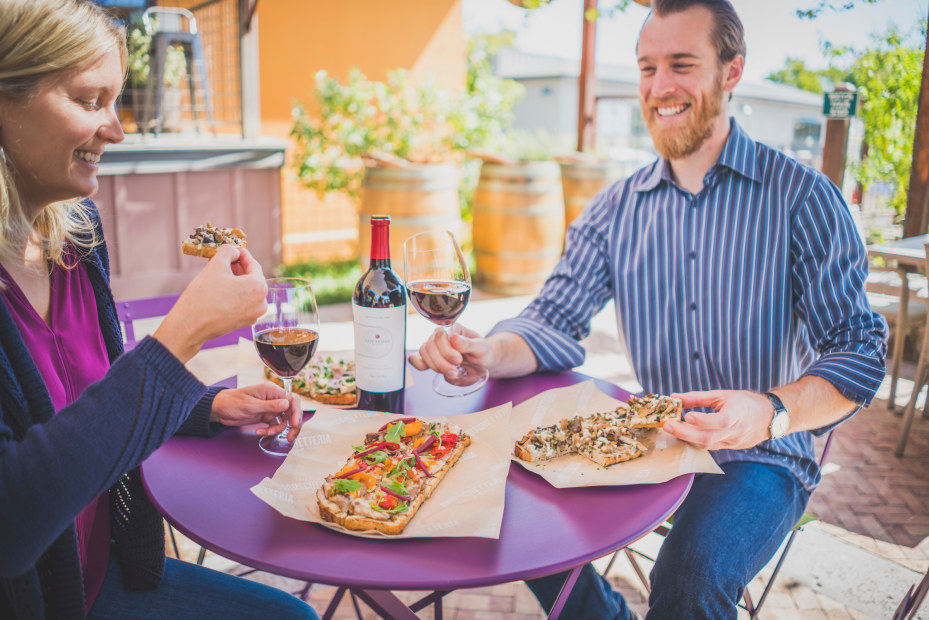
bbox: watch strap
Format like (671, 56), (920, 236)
(763, 391), (789, 439)
(763, 391), (787, 414)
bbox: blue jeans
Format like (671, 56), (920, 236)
(525, 461), (811, 620)
(89, 550), (320, 620)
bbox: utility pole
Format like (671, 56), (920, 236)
(577, 0), (598, 152)
(903, 13), (929, 238)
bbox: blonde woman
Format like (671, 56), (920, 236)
(0, 1), (317, 618)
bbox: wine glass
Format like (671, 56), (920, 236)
(253, 277), (320, 455)
(403, 230), (488, 396)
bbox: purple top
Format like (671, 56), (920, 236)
(0, 255), (111, 614)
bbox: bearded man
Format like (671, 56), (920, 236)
(410, 0), (887, 618)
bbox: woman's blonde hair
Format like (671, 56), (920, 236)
(0, 0), (127, 266)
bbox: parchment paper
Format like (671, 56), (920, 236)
(251, 403), (513, 539)
(510, 380), (722, 488)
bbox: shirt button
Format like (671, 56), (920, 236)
(688, 251), (696, 259)
(690, 302), (697, 310)
(693, 352), (700, 360)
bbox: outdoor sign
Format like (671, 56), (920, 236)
(823, 90), (858, 118)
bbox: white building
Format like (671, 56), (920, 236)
(495, 48), (826, 169)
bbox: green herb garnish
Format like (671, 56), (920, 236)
(385, 421), (406, 443)
(332, 479), (363, 494)
(382, 479), (408, 496)
(364, 450), (388, 464)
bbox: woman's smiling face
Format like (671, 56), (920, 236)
(0, 48), (124, 213)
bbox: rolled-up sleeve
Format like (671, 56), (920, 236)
(791, 177), (888, 424)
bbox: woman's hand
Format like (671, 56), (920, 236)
(154, 246), (267, 362)
(663, 390), (775, 451)
(408, 324), (494, 379)
(210, 384), (304, 442)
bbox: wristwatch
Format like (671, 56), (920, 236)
(763, 392), (790, 440)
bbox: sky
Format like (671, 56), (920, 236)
(462, 0), (927, 83)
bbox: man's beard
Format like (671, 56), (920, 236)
(642, 70), (725, 160)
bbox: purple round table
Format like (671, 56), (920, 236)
(141, 365), (693, 619)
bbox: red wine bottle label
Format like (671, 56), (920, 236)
(352, 303), (406, 391)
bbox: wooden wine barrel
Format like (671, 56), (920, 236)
(559, 160), (625, 229)
(358, 163), (461, 280)
(472, 161), (564, 295)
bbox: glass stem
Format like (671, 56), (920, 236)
(444, 324), (463, 379)
(279, 377), (293, 440)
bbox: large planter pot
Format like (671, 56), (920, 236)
(471, 161), (564, 296)
(358, 162), (461, 280)
(559, 160), (625, 231)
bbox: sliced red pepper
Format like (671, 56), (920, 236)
(432, 446), (451, 459)
(440, 432), (458, 446)
(378, 494), (398, 510)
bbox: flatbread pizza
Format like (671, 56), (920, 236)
(264, 356), (357, 406)
(316, 418), (470, 535)
(514, 393), (681, 467)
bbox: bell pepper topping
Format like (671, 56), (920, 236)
(403, 420), (423, 437)
(441, 432), (458, 446)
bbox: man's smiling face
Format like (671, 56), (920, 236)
(637, 5), (732, 161)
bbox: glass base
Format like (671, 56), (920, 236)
(258, 430), (294, 456)
(433, 364), (489, 397)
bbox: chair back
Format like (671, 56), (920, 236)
(142, 6), (198, 35)
(115, 293), (251, 352)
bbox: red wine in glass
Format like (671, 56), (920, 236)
(254, 328), (319, 377)
(253, 278), (320, 455)
(403, 230), (488, 397)
(407, 280), (470, 326)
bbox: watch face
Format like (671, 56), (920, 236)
(771, 413), (789, 438)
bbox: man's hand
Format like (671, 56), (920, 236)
(210, 384), (303, 442)
(663, 390), (775, 451)
(409, 324), (494, 379)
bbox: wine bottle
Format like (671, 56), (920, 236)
(353, 215), (407, 413)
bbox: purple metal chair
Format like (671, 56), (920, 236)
(116, 293), (251, 389)
(894, 568), (929, 620)
(607, 431), (836, 618)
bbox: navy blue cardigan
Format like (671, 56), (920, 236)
(0, 206), (222, 619)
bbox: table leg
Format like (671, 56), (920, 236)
(322, 586), (348, 620)
(547, 565), (583, 620)
(353, 589), (420, 620)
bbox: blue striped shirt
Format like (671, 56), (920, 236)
(490, 119), (888, 491)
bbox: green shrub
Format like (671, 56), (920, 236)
(274, 259), (362, 306)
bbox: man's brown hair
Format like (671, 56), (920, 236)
(651, 0), (746, 63)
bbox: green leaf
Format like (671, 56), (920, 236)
(332, 479), (363, 494)
(385, 421), (405, 444)
(364, 450), (388, 464)
(382, 479), (408, 496)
